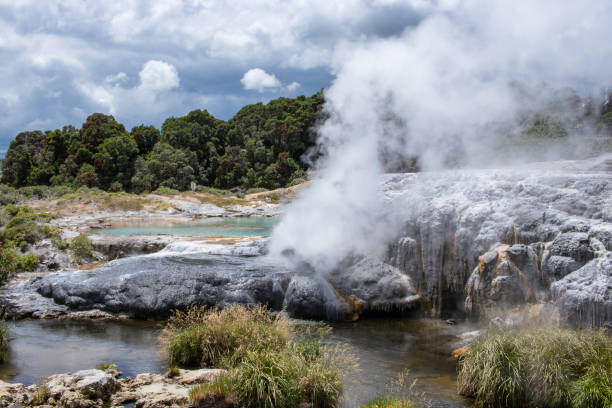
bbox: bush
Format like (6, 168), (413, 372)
(457, 328), (612, 408)
(15, 252), (39, 271)
(0, 247), (38, 283)
(70, 233), (93, 263)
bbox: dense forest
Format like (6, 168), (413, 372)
(1, 92), (324, 192)
(2, 88), (612, 193)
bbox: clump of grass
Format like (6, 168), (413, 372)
(96, 362), (114, 370)
(31, 384), (50, 405)
(166, 366), (180, 378)
(70, 233), (93, 263)
(189, 376), (237, 408)
(457, 328), (612, 408)
(161, 305), (292, 368)
(162, 305), (351, 408)
(0, 322), (8, 363)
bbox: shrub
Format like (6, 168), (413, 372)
(70, 233), (93, 263)
(0, 247), (18, 282)
(457, 328), (612, 408)
(15, 252), (39, 271)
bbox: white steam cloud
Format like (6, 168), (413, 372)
(269, 0), (612, 272)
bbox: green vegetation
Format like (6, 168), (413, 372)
(166, 366), (180, 378)
(70, 233), (93, 263)
(162, 305), (292, 368)
(31, 384), (51, 405)
(457, 328), (612, 408)
(0, 204), (66, 283)
(360, 397), (421, 408)
(95, 362), (114, 371)
(0, 322), (8, 364)
(161, 305), (350, 408)
(2, 93), (323, 193)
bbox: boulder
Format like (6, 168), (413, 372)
(465, 244), (541, 316)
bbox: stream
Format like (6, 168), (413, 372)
(0, 318), (471, 407)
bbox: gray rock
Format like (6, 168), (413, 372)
(551, 253), (612, 328)
(465, 244), (541, 316)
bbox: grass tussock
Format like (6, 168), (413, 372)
(161, 305), (292, 368)
(163, 305), (353, 408)
(0, 323), (8, 364)
(457, 328), (612, 408)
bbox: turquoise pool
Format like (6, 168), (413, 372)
(91, 217), (278, 237)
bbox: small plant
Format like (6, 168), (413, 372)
(361, 397), (421, 408)
(31, 384), (51, 405)
(53, 239), (68, 250)
(188, 376), (237, 408)
(166, 366), (180, 378)
(70, 233), (93, 263)
(96, 362), (114, 370)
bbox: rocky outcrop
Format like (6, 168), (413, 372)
(90, 235), (172, 259)
(2, 156), (611, 326)
(551, 252), (612, 329)
(381, 160), (612, 327)
(0, 366), (227, 408)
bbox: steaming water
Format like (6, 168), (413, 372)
(0, 318), (471, 407)
(90, 217), (278, 237)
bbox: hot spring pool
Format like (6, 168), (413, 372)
(90, 217), (278, 237)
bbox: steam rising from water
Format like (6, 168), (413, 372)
(270, 0), (612, 272)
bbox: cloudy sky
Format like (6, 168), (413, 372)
(0, 0), (438, 148)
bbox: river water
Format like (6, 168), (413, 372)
(0, 318), (471, 407)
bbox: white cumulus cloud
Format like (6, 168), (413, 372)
(240, 68), (282, 92)
(138, 60), (179, 92)
(287, 81), (301, 91)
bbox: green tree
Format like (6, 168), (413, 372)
(131, 125), (160, 154)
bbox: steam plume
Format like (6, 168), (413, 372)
(270, 0), (612, 272)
